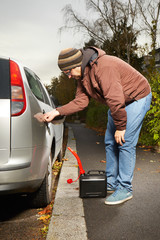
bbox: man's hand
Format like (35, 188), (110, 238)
(114, 130), (126, 146)
(43, 109), (60, 122)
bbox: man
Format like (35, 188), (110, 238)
(44, 47), (152, 205)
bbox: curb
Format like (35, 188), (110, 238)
(46, 126), (88, 240)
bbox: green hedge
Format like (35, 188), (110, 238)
(139, 72), (160, 147)
(85, 99), (108, 129)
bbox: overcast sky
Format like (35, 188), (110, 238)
(0, 0), (86, 84)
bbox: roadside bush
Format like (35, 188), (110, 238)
(139, 72), (160, 147)
(85, 99), (108, 129)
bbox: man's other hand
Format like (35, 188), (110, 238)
(114, 130), (126, 146)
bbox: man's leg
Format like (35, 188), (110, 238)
(105, 110), (119, 190)
(105, 93), (152, 204)
(117, 93), (152, 192)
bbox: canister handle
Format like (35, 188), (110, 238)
(87, 170), (105, 175)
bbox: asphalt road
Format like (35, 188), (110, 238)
(0, 174), (59, 240)
(0, 194), (43, 239)
(70, 123), (160, 240)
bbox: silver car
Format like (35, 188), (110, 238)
(0, 57), (64, 207)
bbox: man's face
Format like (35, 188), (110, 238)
(64, 67), (81, 80)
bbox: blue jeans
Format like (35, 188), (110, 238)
(105, 93), (152, 192)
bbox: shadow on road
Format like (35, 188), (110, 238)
(0, 194), (32, 222)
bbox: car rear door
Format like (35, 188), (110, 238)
(24, 68), (54, 148)
(37, 81), (65, 161)
(0, 58), (11, 164)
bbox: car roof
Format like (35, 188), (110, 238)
(0, 56), (9, 60)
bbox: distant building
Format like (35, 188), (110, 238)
(143, 48), (160, 71)
(155, 48), (160, 69)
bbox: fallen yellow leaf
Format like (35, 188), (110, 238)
(72, 164), (79, 168)
(41, 225), (49, 234)
(38, 215), (50, 221)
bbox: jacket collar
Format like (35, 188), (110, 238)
(81, 48), (97, 77)
(80, 47), (106, 78)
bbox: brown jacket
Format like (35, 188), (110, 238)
(57, 47), (151, 130)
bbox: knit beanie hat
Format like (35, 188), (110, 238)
(58, 48), (83, 71)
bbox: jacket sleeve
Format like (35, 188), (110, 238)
(56, 80), (90, 116)
(96, 66), (127, 130)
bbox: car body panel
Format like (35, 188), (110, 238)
(0, 100), (11, 165)
(0, 57), (64, 195)
(0, 58), (11, 166)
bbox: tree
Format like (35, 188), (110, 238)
(60, 0), (140, 64)
(84, 38), (99, 49)
(45, 77), (59, 97)
(136, 0), (160, 64)
(102, 18), (143, 71)
(83, 18), (143, 71)
(46, 74), (76, 106)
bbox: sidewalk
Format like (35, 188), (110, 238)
(47, 126), (88, 240)
(47, 123), (160, 240)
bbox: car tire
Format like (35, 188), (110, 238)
(29, 154), (53, 208)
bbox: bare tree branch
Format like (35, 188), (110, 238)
(136, 0), (160, 50)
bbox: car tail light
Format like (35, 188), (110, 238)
(10, 60), (26, 116)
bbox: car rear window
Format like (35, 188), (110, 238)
(25, 68), (51, 106)
(24, 68), (44, 102)
(0, 59), (10, 99)
(38, 80), (51, 106)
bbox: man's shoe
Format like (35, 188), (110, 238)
(105, 188), (133, 205)
(107, 184), (115, 194)
(107, 187), (115, 194)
